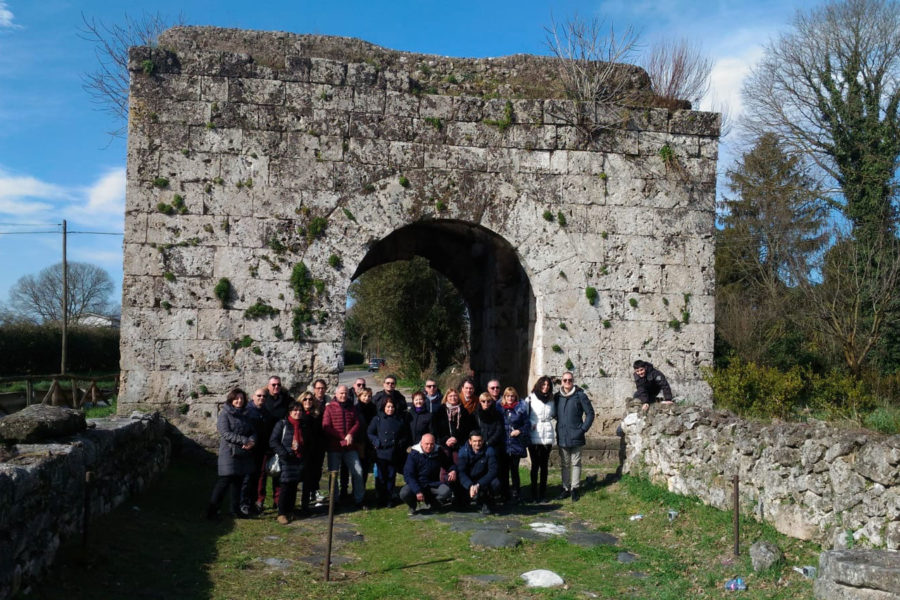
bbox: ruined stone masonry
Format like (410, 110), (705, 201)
(120, 27), (719, 439)
(621, 405), (900, 551)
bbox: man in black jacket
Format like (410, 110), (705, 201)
(555, 371), (594, 502)
(256, 375), (293, 511)
(456, 430), (500, 514)
(373, 374), (407, 413)
(399, 433), (454, 515)
(633, 360), (674, 412)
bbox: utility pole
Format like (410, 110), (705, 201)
(61, 219), (67, 375)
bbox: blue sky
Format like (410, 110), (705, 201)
(0, 0), (822, 311)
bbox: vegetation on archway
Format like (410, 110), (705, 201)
(345, 257), (469, 378)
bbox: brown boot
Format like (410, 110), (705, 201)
(277, 514), (290, 525)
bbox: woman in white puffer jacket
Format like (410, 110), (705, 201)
(525, 375), (556, 503)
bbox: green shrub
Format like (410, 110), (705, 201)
(863, 403), (900, 434)
(0, 324), (119, 375)
(214, 278), (232, 308)
(551, 344), (562, 353)
(703, 358), (807, 419)
(244, 299), (279, 320)
(542, 210), (553, 222)
(585, 287), (598, 306)
(807, 370), (875, 421)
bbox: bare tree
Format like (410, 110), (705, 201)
(8, 262), (114, 324)
(742, 0), (900, 234)
(641, 37), (713, 109)
(791, 229), (900, 376)
(544, 14), (641, 136)
(80, 12), (183, 137)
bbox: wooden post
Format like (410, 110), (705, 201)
(733, 475), (740, 556)
(25, 379), (33, 406)
(71, 377), (80, 408)
(324, 470), (338, 581)
(61, 219), (68, 375)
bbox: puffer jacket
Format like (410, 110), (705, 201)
(367, 411), (411, 467)
(525, 392), (556, 445)
(217, 402), (257, 476)
(500, 401), (531, 457)
(634, 363), (673, 403)
(270, 418), (305, 483)
(456, 442), (498, 489)
(474, 404), (504, 450)
(322, 399), (362, 452)
(409, 408), (434, 445)
(555, 386), (595, 448)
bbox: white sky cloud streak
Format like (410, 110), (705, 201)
(0, 2), (16, 28)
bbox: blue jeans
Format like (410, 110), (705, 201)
(327, 450), (364, 503)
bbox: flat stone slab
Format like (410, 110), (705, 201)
(529, 522), (567, 535)
(334, 531), (364, 543)
(814, 549), (900, 599)
(617, 551), (638, 564)
(521, 569), (564, 588)
(0, 404), (86, 443)
(470, 530), (520, 549)
(568, 531), (619, 548)
(258, 557), (293, 570)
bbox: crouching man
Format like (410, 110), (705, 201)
(399, 433), (454, 515)
(456, 430), (500, 515)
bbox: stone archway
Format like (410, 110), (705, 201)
(352, 220), (535, 392)
(119, 27), (720, 449)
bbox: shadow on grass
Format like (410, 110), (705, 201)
(23, 454), (227, 600)
(371, 557), (455, 574)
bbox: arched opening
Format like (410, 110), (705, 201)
(349, 220), (536, 393)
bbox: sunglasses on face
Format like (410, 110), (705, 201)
(562, 378), (573, 383)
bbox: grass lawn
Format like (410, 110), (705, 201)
(25, 459), (820, 600)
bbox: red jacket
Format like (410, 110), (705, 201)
(322, 400), (361, 452)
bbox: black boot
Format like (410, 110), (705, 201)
(206, 503), (220, 521)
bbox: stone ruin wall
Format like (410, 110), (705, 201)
(621, 404), (900, 550)
(0, 413), (170, 600)
(120, 27), (719, 442)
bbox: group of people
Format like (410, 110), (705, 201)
(207, 369), (602, 521)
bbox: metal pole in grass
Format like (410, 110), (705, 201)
(325, 470), (338, 581)
(733, 475), (740, 556)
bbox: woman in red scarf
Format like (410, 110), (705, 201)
(270, 401), (305, 524)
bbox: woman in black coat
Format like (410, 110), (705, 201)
(409, 390), (434, 445)
(270, 401), (305, 524)
(367, 397), (411, 507)
(207, 388), (256, 519)
(297, 392), (323, 514)
(431, 388), (472, 457)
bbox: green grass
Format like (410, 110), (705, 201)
(25, 460), (820, 600)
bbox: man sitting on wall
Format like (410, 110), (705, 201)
(632, 360), (674, 412)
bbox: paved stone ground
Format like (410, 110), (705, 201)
(252, 491), (647, 589)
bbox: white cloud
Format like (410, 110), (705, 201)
(702, 45), (764, 119)
(77, 167), (125, 230)
(0, 2), (16, 29)
(0, 168), (69, 217)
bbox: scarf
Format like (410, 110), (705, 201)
(287, 414), (303, 458)
(559, 386), (576, 398)
(461, 395), (477, 414)
(502, 399), (519, 411)
(446, 403), (461, 432)
(414, 405), (426, 414)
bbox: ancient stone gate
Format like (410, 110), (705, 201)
(120, 27), (719, 441)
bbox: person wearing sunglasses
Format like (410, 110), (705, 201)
(554, 371), (594, 502)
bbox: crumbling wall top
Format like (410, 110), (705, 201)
(151, 26), (656, 103)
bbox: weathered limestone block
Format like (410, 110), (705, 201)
(0, 405), (86, 444)
(815, 550), (900, 599)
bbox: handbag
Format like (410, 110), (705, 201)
(266, 454), (281, 476)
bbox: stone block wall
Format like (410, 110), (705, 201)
(122, 27), (719, 439)
(621, 405), (900, 549)
(0, 414), (171, 599)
